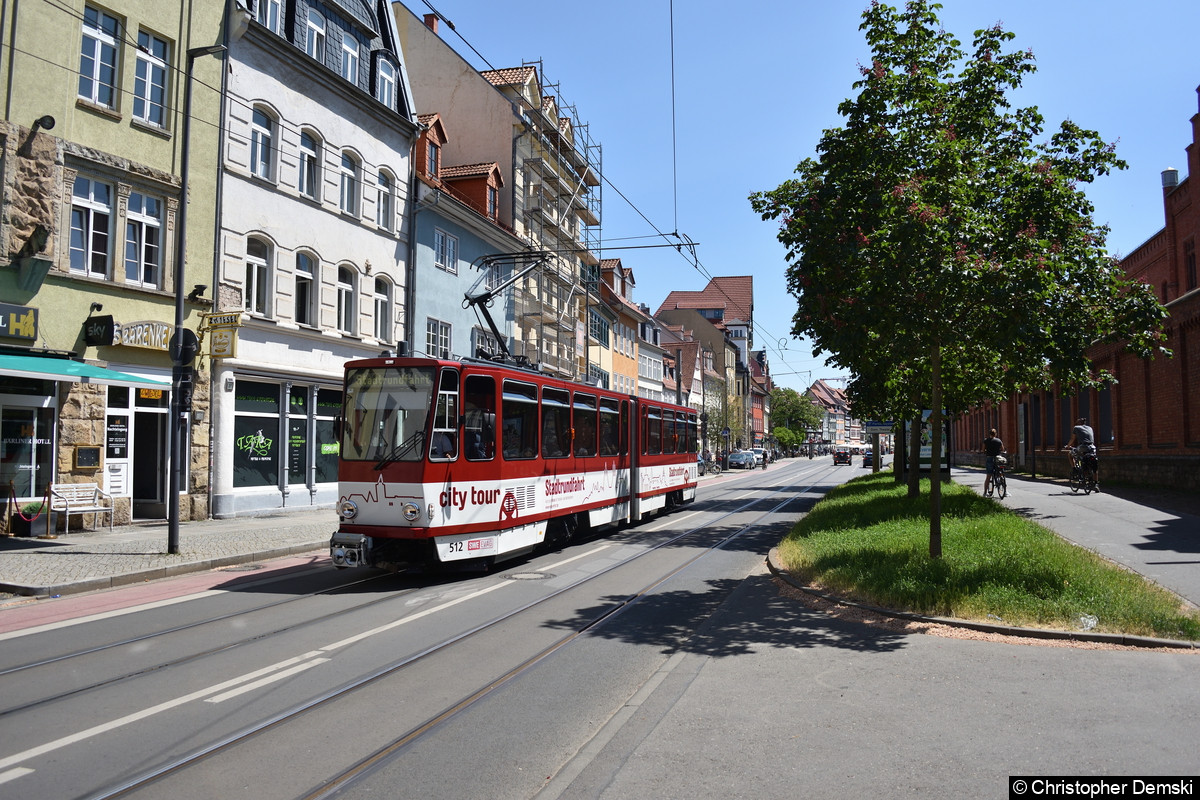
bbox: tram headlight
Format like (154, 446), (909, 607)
(402, 502), (420, 521)
(339, 499), (359, 520)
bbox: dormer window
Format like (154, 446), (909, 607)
(427, 141), (439, 178)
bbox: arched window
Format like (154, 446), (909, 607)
(245, 237), (272, 316)
(339, 151), (360, 216)
(298, 130), (321, 200)
(305, 9), (326, 62)
(337, 266), (356, 334)
(250, 107), (275, 181)
(374, 276), (392, 342)
(377, 59), (396, 109)
(341, 35), (359, 83)
(295, 252), (317, 326)
(376, 170), (393, 231)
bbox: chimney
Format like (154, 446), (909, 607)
(1162, 167), (1180, 191)
(424, 13), (438, 33)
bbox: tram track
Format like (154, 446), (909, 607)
(0, 571), (411, 716)
(80, 460), (831, 800)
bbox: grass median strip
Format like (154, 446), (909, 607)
(778, 473), (1200, 641)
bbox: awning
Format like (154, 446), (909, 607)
(0, 353), (170, 388)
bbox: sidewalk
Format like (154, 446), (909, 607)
(0, 509), (337, 598)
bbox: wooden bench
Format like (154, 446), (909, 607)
(50, 483), (114, 532)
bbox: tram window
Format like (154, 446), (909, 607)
(463, 374), (495, 461)
(599, 398), (620, 456)
(430, 369), (459, 460)
(688, 413), (699, 453)
(620, 400), (629, 455)
(645, 406), (662, 455)
(574, 392), (597, 457)
(502, 380), (538, 460)
(664, 410), (678, 454)
(542, 387), (571, 459)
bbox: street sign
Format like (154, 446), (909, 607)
(863, 420), (894, 435)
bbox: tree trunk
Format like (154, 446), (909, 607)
(907, 413), (921, 497)
(929, 346), (943, 559)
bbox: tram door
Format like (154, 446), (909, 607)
(132, 392), (169, 519)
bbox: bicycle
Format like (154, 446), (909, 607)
(984, 453), (1008, 499)
(1066, 448), (1098, 495)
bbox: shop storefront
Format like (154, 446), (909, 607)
(0, 349), (173, 521)
(211, 370), (341, 517)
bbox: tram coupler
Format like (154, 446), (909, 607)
(330, 531), (367, 568)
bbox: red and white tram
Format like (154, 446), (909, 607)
(330, 355), (699, 570)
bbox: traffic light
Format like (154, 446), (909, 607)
(176, 365), (195, 411)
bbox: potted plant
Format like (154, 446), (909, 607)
(10, 501), (57, 537)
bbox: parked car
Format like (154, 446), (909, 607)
(751, 447), (766, 466)
(728, 451), (756, 469)
(832, 448), (852, 465)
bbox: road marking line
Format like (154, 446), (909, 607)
(0, 649), (326, 773)
(540, 545), (610, 572)
(320, 580), (510, 653)
(205, 658), (331, 703)
(0, 767), (33, 785)
(0, 591), (225, 642)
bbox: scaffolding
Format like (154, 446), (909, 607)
(495, 59), (602, 380)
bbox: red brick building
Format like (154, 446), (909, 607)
(953, 85), (1200, 491)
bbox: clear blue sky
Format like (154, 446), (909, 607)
(407, 0), (1200, 394)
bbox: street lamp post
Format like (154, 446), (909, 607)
(168, 44), (226, 554)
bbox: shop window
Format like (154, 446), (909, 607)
(233, 381), (280, 488)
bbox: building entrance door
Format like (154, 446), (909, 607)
(133, 410), (167, 519)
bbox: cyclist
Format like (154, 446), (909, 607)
(1065, 416), (1098, 490)
(982, 428), (1004, 497)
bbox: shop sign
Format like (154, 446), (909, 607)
(204, 311), (241, 359)
(0, 302), (38, 341)
(114, 320), (172, 351)
(84, 315), (115, 346)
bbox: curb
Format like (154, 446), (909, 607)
(766, 547), (1198, 651)
(0, 540), (328, 598)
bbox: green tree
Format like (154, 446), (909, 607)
(770, 386), (823, 448)
(749, 1), (1166, 557)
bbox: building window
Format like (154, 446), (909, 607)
(295, 252), (316, 326)
(79, 6), (119, 108)
(488, 186), (498, 219)
(1186, 239), (1197, 292)
(434, 228), (457, 274)
(339, 151), (360, 216)
(298, 131), (320, 200)
(588, 364), (610, 390)
(376, 170), (393, 231)
(254, 0), (281, 32)
(250, 107), (274, 180)
(305, 9), (326, 63)
(589, 309), (610, 347)
(340, 35), (359, 83)
(426, 318), (451, 359)
(133, 31), (169, 127)
(69, 176), (112, 278)
(124, 191), (162, 287)
(377, 59), (396, 109)
(427, 141), (439, 178)
(374, 277), (392, 342)
(337, 266), (356, 334)
(245, 237), (271, 315)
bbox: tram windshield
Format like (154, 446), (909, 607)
(341, 365), (436, 465)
